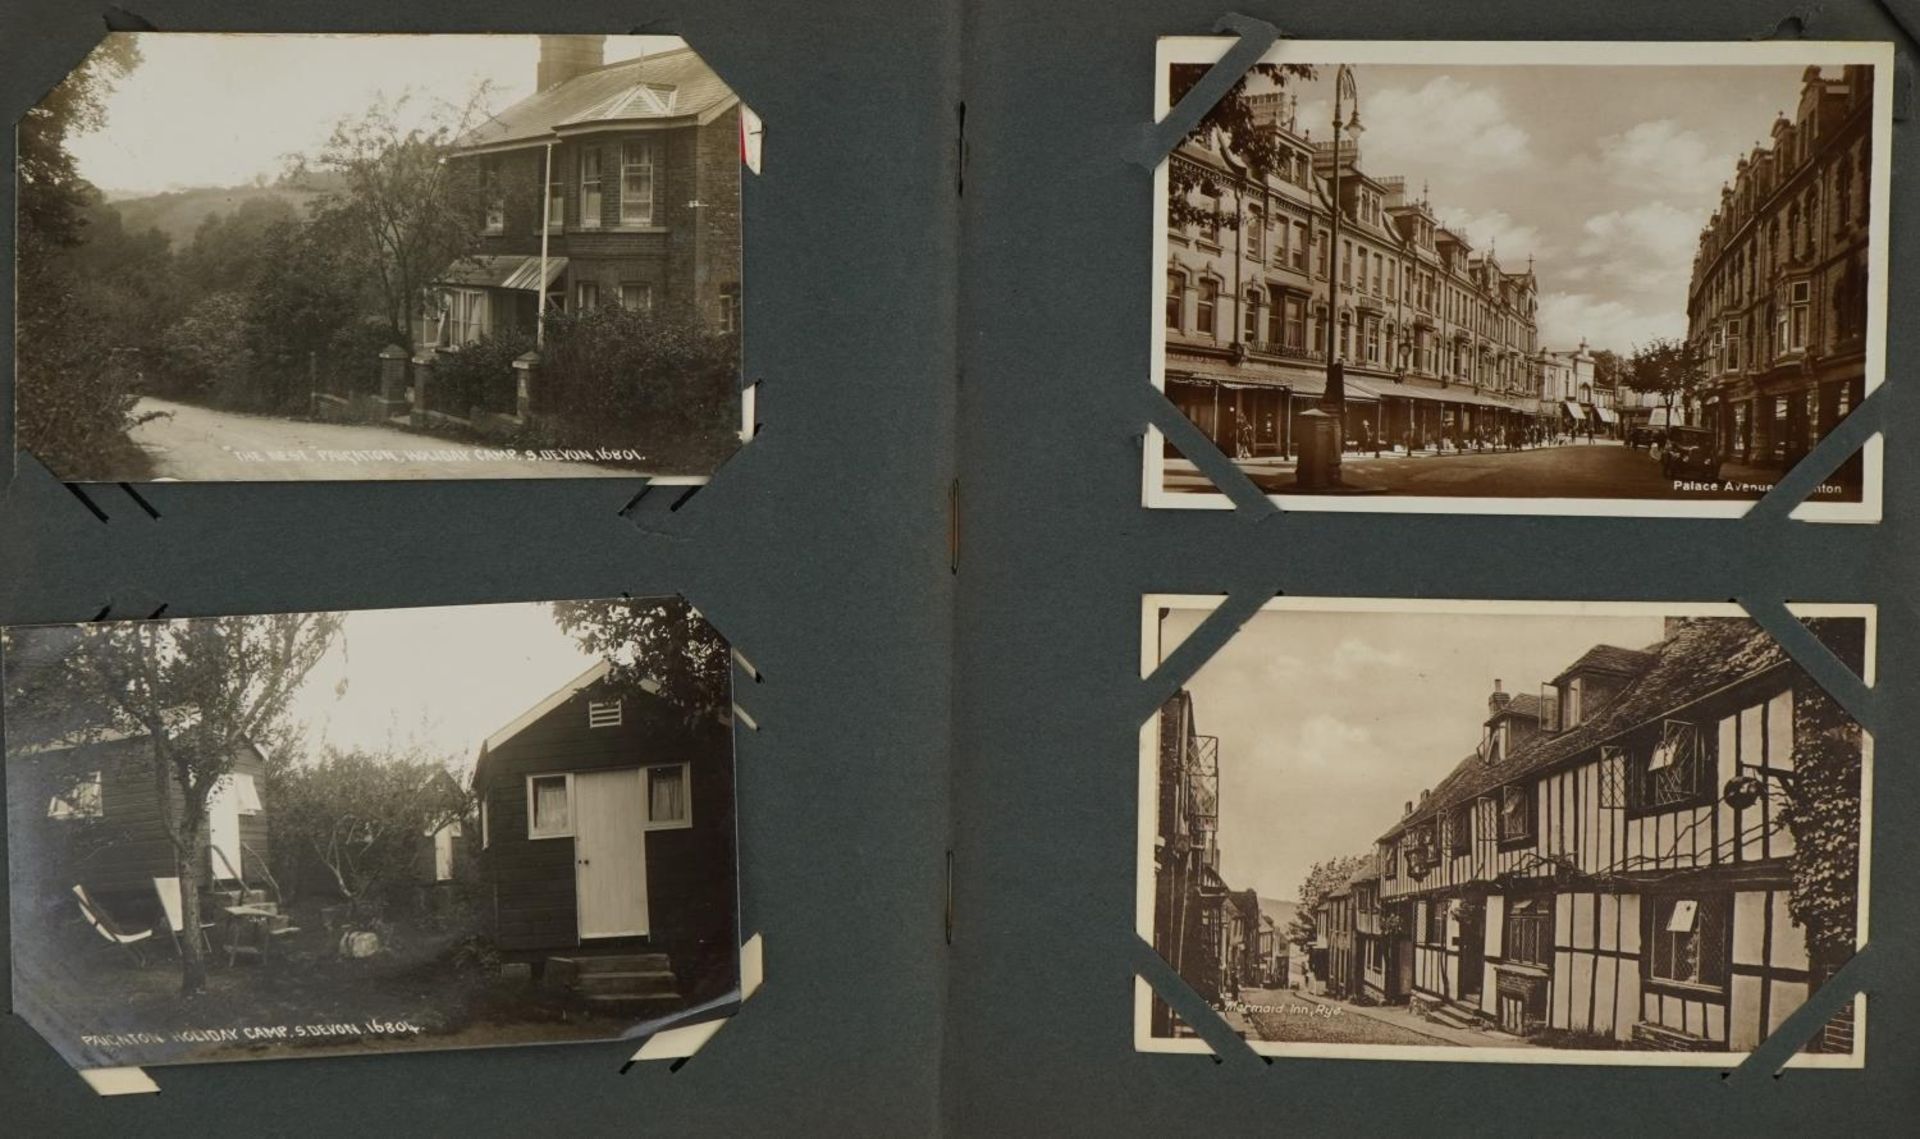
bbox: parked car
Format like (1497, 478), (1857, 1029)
(1659, 425), (1721, 480)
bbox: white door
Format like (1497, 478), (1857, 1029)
(574, 768), (649, 939)
(207, 776), (242, 879)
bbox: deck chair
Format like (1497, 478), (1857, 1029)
(72, 884), (153, 967)
(153, 877), (217, 956)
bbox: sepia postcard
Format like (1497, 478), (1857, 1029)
(1146, 40), (1892, 520)
(15, 33), (751, 482)
(2, 596), (739, 1070)
(1136, 595), (1872, 1066)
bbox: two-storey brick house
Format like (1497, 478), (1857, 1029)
(429, 36), (743, 347)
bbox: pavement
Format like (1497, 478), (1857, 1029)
(126, 397), (639, 480)
(1165, 439), (1860, 503)
(1231, 986), (1526, 1049)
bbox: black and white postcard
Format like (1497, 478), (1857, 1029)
(1148, 40), (1892, 520)
(16, 33), (751, 482)
(3, 596), (739, 1069)
(1137, 596), (1872, 1065)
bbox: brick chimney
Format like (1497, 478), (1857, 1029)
(1488, 677), (1511, 714)
(537, 35), (607, 93)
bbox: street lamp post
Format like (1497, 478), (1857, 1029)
(1295, 65), (1364, 490)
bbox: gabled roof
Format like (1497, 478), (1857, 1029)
(1488, 692), (1544, 724)
(1554, 643), (1655, 683)
(480, 659), (613, 755)
(455, 47), (739, 154)
(1379, 619), (1817, 842)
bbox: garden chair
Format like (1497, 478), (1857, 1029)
(152, 876), (217, 956)
(72, 884), (153, 967)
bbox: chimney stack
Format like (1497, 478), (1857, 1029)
(1488, 677), (1512, 714)
(1404, 800), (1413, 818)
(537, 35), (607, 93)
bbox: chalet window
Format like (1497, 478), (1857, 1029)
(1243, 289), (1261, 343)
(1165, 270), (1185, 331)
(1246, 207), (1264, 260)
(1504, 896), (1552, 967)
(619, 283), (653, 312)
(620, 142), (656, 226)
(1284, 296), (1305, 348)
(1788, 280), (1811, 351)
(229, 772), (264, 815)
(646, 764), (691, 829)
(575, 280), (600, 311)
(1498, 784), (1533, 844)
(587, 699), (623, 729)
(1647, 895), (1729, 991)
(578, 148), (603, 229)
(527, 773), (573, 839)
(1631, 720), (1712, 812)
(1291, 222), (1308, 270)
(1447, 806), (1471, 857)
(46, 770), (103, 819)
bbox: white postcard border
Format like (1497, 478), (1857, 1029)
(1133, 593), (1875, 1067)
(1143, 39), (1894, 522)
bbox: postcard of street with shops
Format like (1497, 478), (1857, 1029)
(2, 596), (740, 1070)
(1147, 40), (1893, 520)
(16, 33), (753, 482)
(1135, 595), (1872, 1066)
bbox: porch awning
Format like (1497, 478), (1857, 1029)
(435, 254), (570, 292)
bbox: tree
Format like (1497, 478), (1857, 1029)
(1167, 61), (1317, 230)
(549, 597), (730, 722)
(1285, 854), (1367, 950)
(15, 34), (151, 477)
(1623, 338), (1709, 426)
(6, 615), (341, 995)
(272, 747), (467, 915)
(1590, 348), (1625, 397)
(293, 90), (496, 352)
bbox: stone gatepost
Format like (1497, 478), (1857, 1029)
(511, 349), (541, 423)
(410, 350), (437, 428)
(378, 345), (410, 417)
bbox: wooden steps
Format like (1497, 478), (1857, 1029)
(546, 952), (683, 1014)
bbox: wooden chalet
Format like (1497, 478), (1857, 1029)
(14, 725), (274, 929)
(1369, 618), (1864, 1052)
(470, 660), (737, 1012)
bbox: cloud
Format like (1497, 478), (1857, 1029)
(1290, 714), (1375, 769)
(1597, 119), (1737, 200)
(1434, 205), (1550, 264)
(1537, 291), (1688, 354)
(1345, 76), (1533, 174)
(1330, 637), (1411, 679)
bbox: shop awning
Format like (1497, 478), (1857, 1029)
(1562, 400), (1583, 420)
(1595, 407), (1618, 424)
(435, 254), (570, 292)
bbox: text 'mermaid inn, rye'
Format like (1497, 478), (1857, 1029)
(1687, 65), (1873, 473)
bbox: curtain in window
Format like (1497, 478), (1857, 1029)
(534, 777), (569, 832)
(621, 142), (655, 225)
(649, 766), (687, 823)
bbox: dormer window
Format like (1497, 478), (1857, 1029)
(1564, 676), (1585, 728)
(587, 699), (622, 728)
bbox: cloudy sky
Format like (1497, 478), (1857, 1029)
(1158, 603), (1665, 903)
(281, 601), (601, 776)
(65, 34), (682, 197)
(1287, 62), (1814, 354)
